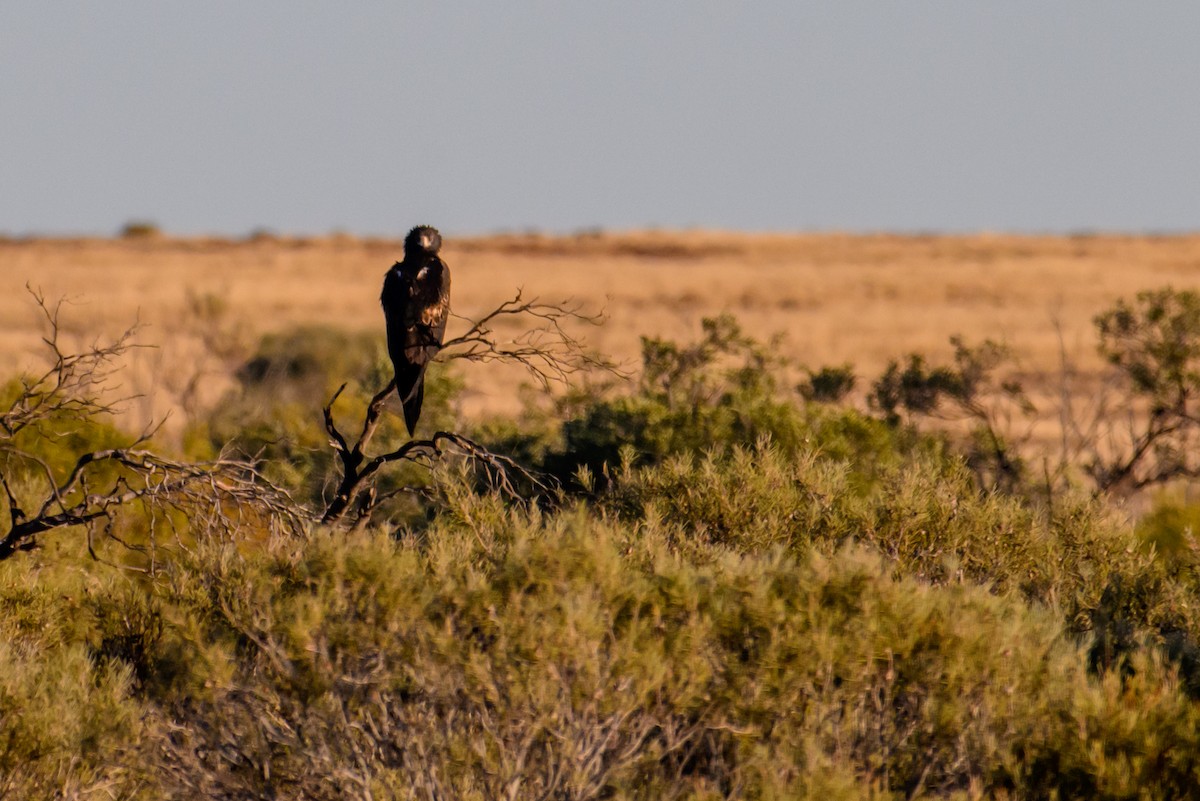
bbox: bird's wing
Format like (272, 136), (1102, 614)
(381, 266), (412, 369)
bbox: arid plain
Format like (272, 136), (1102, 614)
(4, 231), (1200, 435)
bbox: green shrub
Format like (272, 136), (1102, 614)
(0, 563), (147, 796)
(10, 297), (1200, 797)
(553, 316), (803, 476)
(602, 439), (1142, 608)
(119, 220), (161, 239)
(70, 522), (1200, 796)
(799, 363), (857, 403)
(1137, 494), (1200, 561)
(0, 482), (1197, 797)
(482, 315), (870, 493)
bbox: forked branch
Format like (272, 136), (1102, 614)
(320, 382), (547, 526)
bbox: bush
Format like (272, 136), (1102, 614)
(2, 517), (1199, 797)
(0, 564), (146, 796)
(602, 438), (1159, 613)
(12, 292), (1200, 797)
(482, 315), (848, 492)
(854, 287), (1200, 498)
(799, 363), (856, 403)
(119, 220), (162, 239)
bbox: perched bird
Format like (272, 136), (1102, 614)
(381, 225), (451, 436)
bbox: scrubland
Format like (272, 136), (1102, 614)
(5, 230), (1200, 426)
(3, 231), (1200, 798)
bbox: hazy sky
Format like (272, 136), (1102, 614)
(3, 3), (1198, 237)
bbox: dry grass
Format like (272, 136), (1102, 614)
(4, 230), (1200, 433)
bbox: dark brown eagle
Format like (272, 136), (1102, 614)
(381, 225), (451, 436)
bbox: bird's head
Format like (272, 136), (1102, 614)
(404, 225), (442, 257)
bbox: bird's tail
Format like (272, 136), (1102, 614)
(395, 364), (427, 437)
(402, 378), (425, 438)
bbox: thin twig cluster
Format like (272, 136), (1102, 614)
(0, 447), (300, 562)
(439, 290), (620, 388)
(0, 289), (301, 563)
(1, 288), (138, 440)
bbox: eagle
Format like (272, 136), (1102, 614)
(381, 225), (451, 436)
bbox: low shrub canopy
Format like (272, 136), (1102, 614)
(6, 301), (1200, 798)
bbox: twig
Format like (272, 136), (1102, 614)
(439, 290), (624, 388)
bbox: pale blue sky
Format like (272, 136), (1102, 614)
(2, 2), (1198, 237)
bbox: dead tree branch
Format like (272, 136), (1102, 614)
(0, 289), (303, 562)
(320, 382), (549, 526)
(0, 447), (301, 561)
(319, 292), (613, 527)
(1, 287), (140, 439)
(439, 290), (624, 388)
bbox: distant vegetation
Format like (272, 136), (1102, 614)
(4, 286), (1200, 797)
(118, 219), (162, 239)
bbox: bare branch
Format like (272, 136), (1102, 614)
(438, 290), (625, 389)
(0, 447), (302, 561)
(0, 290), (304, 562)
(320, 385), (549, 526)
(2, 286), (143, 439)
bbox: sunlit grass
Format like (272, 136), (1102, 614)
(5, 231), (1200, 436)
